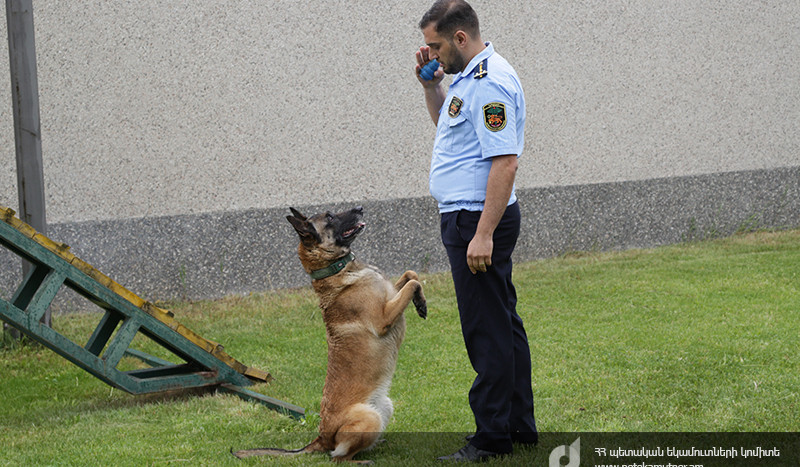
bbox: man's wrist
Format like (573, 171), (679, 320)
(473, 228), (494, 242)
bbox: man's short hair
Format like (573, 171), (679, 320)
(419, 0), (480, 38)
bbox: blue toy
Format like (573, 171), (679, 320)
(419, 59), (440, 81)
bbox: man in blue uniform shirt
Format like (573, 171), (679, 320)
(415, 0), (537, 462)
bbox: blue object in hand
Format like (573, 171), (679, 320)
(419, 59), (439, 81)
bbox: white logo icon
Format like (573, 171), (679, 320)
(550, 437), (580, 467)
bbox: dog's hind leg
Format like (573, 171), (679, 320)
(330, 405), (383, 464)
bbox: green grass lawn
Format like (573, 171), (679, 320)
(1, 230), (798, 466)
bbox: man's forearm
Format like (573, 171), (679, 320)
(466, 154), (518, 274)
(475, 155), (518, 238)
(424, 85), (446, 125)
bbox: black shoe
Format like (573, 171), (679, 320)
(437, 444), (505, 462)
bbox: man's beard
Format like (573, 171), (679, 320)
(443, 49), (466, 74)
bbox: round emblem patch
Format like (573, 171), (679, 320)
(482, 102), (507, 131)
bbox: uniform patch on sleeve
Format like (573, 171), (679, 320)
(482, 102), (507, 131)
(448, 96), (463, 118)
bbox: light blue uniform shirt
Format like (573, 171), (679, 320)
(429, 42), (525, 213)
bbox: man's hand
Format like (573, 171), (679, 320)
(415, 46), (444, 87)
(467, 232), (493, 274)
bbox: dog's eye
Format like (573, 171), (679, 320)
(325, 212), (334, 222)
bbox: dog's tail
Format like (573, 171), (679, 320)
(231, 437), (325, 459)
(231, 446), (306, 459)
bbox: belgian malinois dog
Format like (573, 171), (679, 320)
(233, 206), (427, 464)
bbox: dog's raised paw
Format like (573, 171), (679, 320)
(414, 300), (428, 319)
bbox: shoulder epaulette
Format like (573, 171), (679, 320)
(473, 58), (488, 79)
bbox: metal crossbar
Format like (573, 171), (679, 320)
(0, 205), (303, 419)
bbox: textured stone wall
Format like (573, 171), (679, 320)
(1, 1), (798, 306)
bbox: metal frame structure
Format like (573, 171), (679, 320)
(0, 205), (304, 419)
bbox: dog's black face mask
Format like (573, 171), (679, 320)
(328, 206), (365, 247)
(287, 206), (365, 251)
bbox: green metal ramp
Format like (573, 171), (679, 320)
(0, 205), (303, 419)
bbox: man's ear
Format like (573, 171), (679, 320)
(453, 30), (468, 47)
(287, 211), (320, 247)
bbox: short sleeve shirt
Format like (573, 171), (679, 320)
(429, 42), (525, 213)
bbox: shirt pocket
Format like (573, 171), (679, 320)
(445, 114), (469, 152)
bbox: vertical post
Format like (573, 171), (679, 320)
(6, 0), (49, 334)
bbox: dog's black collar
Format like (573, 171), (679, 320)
(309, 253), (355, 280)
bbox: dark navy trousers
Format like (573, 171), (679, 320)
(440, 202), (537, 454)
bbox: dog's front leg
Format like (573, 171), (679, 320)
(378, 280), (427, 335)
(394, 271), (427, 319)
(393, 270), (418, 290)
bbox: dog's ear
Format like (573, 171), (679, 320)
(287, 214), (320, 247)
(289, 207), (307, 221)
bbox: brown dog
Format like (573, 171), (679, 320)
(233, 206), (427, 464)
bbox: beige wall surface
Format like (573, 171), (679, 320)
(2, 1), (799, 223)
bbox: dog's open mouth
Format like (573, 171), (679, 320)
(343, 222), (366, 238)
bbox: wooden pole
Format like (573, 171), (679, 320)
(5, 0), (49, 335)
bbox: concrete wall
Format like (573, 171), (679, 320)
(1, 1), (799, 307)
